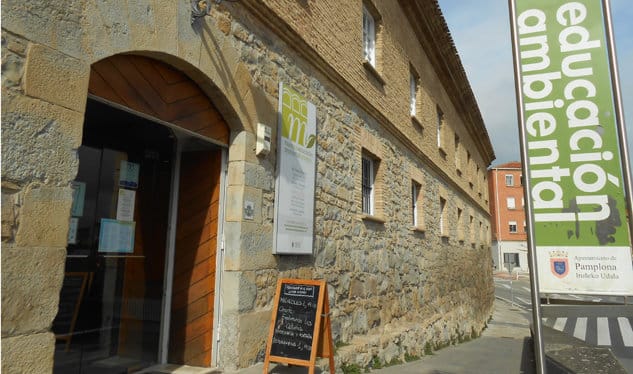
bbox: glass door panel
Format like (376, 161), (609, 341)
(53, 100), (174, 373)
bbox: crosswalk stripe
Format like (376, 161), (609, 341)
(553, 317), (567, 331)
(617, 317), (633, 347)
(515, 297), (531, 305)
(499, 284), (510, 289)
(573, 317), (587, 341)
(521, 287), (531, 293)
(597, 317), (611, 346)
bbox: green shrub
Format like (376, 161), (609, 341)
(404, 352), (420, 362)
(370, 356), (382, 369)
(424, 342), (434, 355)
(341, 363), (362, 374)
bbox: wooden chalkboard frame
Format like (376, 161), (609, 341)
(263, 278), (334, 374)
(54, 272), (91, 352)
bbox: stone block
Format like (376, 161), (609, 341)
(2, 93), (83, 185)
(229, 131), (257, 163)
(24, 44), (89, 112)
(2, 50), (24, 89)
(15, 186), (73, 248)
(1, 188), (18, 241)
(225, 185), (262, 224)
(223, 221), (276, 271)
(237, 310), (270, 368)
(1, 332), (55, 374)
(220, 271), (256, 314)
(1, 246), (66, 336)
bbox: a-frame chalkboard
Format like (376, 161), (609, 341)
(52, 272), (91, 351)
(263, 279), (334, 374)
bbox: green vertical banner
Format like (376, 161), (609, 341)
(511, 0), (633, 294)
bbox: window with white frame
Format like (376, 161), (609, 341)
(410, 70), (418, 116)
(507, 197), (516, 210)
(440, 197), (447, 237)
(362, 5), (376, 67)
(503, 253), (520, 267)
(457, 207), (464, 241)
(412, 181), (421, 227)
(509, 221), (518, 233)
(362, 155), (375, 215)
(437, 106), (444, 148)
(455, 134), (461, 173)
(505, 174), (514, 186)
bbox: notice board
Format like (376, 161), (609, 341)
(264, 279), (334, 373)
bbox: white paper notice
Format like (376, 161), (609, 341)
(98, 219), (135, 253)
(116, 189), (136, 221)
(68, 217), (79, 244)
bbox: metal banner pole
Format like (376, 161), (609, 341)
(507, 1), (546, 372)
(602, 0), (633, 255)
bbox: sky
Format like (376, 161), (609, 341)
(437, 0), (632, 169)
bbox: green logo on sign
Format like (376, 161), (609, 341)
(281, 86), (316, 148)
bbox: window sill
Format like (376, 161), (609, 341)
(409, 226), (425, 233)
(359, 214), (386, 224)
(363, 60), (386, 86)
(411, 115), (423, 130)
(438, 147), (447, 159)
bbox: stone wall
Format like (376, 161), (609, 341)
(2, 24), (85, 372)
(212, 5), (495, 370)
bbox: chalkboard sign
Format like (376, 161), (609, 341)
(270, 282), (320, 360)
(53, 272), (91, 351)
(264, 279), (334, 374)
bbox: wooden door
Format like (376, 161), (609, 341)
(169, 150), (222, 366)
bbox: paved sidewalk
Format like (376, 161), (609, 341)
(369, 298), (535, 374)
(234, 297), (535, 374)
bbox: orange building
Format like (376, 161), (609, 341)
(488, 162), (529, 273)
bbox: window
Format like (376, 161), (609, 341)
(457, 208), (464, 241)
(440, 197), (447, 237)
(507, 197), (516, 210)
(503, 253), (520, 267)
(509, 221), (518, 233)
(505, 174), (514, 186)
(410, 70), (418, 116)
(455, 135), (461, 174)
(469, 215), (475, 244)
(363, 5), (376, 67)
(362, 155), (375, 215)
(437, 106), (444, 148)
(412, 181), (421, 227)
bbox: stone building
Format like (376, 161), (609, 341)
(1, 0), (495, 372)
(488, 162), (529, 273)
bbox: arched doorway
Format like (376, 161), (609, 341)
(53, 55), (229, 372)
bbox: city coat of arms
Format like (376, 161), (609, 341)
(550, 250), (569, 278)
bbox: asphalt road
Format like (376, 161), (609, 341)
(494, 277), (633, 372)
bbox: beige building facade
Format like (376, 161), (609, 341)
(2, 0), (495, 372)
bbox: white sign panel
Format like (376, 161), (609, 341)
(273, 82), (317, 255)
(510, 0), (633, 295)
(119, 161), (140, 189)
(116, 188), (136, 222)
(70, 181), (86, 217)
